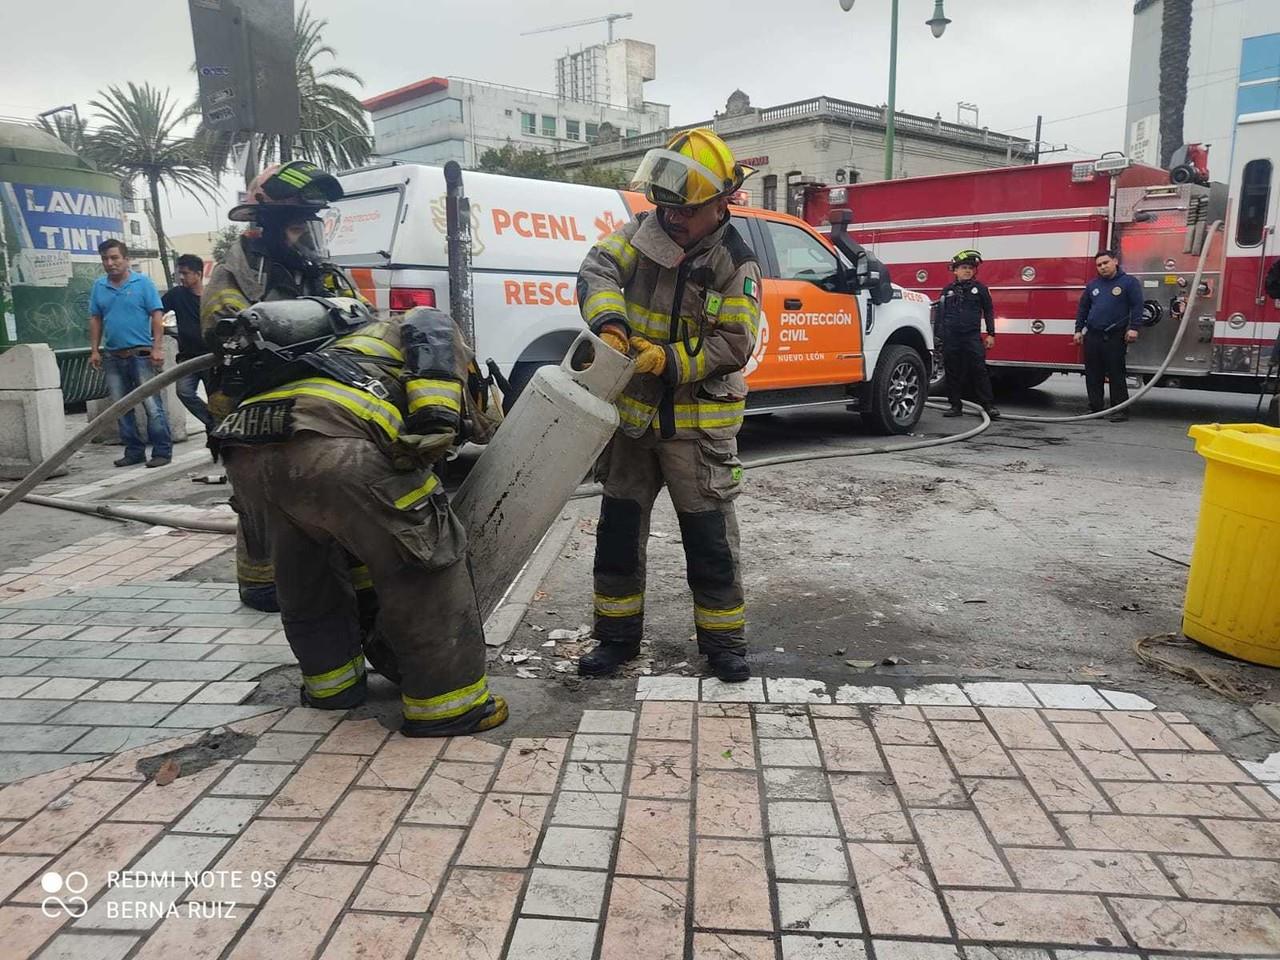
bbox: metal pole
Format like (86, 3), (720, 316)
(1033, 114), (1042, 165)
(443, 161), (476, 349)
(884, 0), (899, 180)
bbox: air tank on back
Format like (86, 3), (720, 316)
(454, 330), (634, 619)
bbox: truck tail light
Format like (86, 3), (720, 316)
(389, 287), (437, 311)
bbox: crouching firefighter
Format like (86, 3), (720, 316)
(576, 128), (761, 683)
(208, 296), (507, 737)
(201, 160), (368, 612)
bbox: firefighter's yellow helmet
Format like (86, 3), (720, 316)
(631, 128), (754, 207)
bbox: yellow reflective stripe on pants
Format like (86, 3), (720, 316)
(598, 234), (637, 271)
(402, 676), (490, 721)
(236, 556), (274, 583)
(616, 392), (656, 430)
(695, 604), (746, 631)
(245, 377), (404, 441)
(303, 655), (366, 698)
(406, 378), (462, 415)
(392, 472), (439, 509)
(584, 290), (627, 324)
(594, 592), (644, 617)
(670, 399), (745, 430)
(333, 334), (404, 363)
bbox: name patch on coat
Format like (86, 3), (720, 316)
(211, 400), (295, 444)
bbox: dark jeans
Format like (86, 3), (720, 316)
(943, 339), (995, 411)
(175, 361), (214, 431)
(102, 351), (172, 460)
(1084, 330), (1129, 411)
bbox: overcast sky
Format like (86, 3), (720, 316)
(3, 0), (1139, 238)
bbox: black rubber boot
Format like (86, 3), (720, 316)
(985, 406), (1001, 420)
(706, 649), (750, 683)
(578, 642), (641, 677)
(238, 583), (280, 612)
(941, 407), (963, 418)
(298, 674), (368, 710)
(401, 695), (509, 738)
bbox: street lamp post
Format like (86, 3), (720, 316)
(838, 0), (950, 180)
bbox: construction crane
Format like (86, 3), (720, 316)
(521, 12), (633, 43)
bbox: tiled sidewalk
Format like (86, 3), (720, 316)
(0, 569), (284, 782)
(2, 686), (1280, 959)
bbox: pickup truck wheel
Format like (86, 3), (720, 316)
(860, 344), (926, 435)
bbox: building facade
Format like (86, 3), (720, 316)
(1125, 0), (1280, 167)
(364, 72), (670, 168)
(552, 91), (1033, 213)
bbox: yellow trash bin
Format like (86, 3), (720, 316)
(1182, 422), (1280, 665)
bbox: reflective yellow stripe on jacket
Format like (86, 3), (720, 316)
(670, 399), (745, 431)
(715, 296), (760, 336)
(393, 473), (439, 509)
(243, 377), (405, 441)
(616, 392), (656, 431)
(406, 378), (462, 417)
(583, 290), (627, 325)
(333, 333), (404, 363)
(402, 676), (491, 722)
(669, 344), (708, 384)
(597, 233), (637, 273)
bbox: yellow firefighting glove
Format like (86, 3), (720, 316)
(599, 327), (629, 354)
(629, 336), (667, 376)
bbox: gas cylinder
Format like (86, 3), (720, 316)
(454, 330), (634, 619)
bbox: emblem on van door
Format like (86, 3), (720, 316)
(743, 309), (771, 377)
(595, 211), (624, 238)
(430, 196), (486, 256)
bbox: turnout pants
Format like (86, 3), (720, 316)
(225, 434), (491, 725)
(593, 430), (746, 655)
(943, 337), (994, 411)
(1084, 330), (1129, 410)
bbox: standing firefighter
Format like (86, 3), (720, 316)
(576, 129), (761, 683)
(206, 164), (505, 736)
(938, 249), (999, 419)
(202, 162), (370, 611)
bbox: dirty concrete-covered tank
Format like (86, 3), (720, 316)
(0, 121), (126, 403)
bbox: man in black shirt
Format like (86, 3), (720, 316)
(938, 249), (999, 419)
(162, 254), (214, 431)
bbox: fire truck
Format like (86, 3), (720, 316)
(802, 109), (1280, 404)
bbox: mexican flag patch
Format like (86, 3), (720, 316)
(743, 276), (759, 301)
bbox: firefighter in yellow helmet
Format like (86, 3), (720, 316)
(575, 128), (762, 682)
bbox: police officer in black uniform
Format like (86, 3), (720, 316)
(938, 249), (999, 419)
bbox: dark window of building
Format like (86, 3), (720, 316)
(541, 115), (557, 138)
(1237, 158), (1273, 247)
(520, 112), (536, 135)
(585, 122), (599, 144)
(566, 119), (580, 141)
(129, 220), (142, 236)
(625, 128), (639, 139)
(762, 174), (778, 211)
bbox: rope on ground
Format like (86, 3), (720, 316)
(1133, 632), (1267, 703)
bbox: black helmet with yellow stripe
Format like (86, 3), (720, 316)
(949, 249), (982, 269)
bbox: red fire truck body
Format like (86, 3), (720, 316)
(803, 110), (1280, 393)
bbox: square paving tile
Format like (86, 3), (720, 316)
(767, 678), (832, 703)
(777, 881), (862, 934)
(522, 866), (609, 919)
(703, 677), (767, 702)
(834, 685), (900, 705)
(902, 684), (969, 706)
(506, 917), (599, 960)
(552, 791), (623, 829)
(576, 710), (636, 734)
(636, 677), (699, 701)
(759, 738), (823, 767)
(771, 835), (849, 881)
(172, 796), (263, 835)
(537, 825), (616, 869)
(962, 682), (1038, 708)
(767, 801), (840, 837)
(781, 936), (866, 960)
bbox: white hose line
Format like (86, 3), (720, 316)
(0, 354), (217, 519)
(1000, 221), (1224, 424)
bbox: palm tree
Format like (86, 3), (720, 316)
(1158, 0), (1193, 168)
(37, 110), (91, 157)
(197, 3), (372, 178)
(89, 82), (219, 287)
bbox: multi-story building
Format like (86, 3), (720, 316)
(552, 90), (1033, 213)
(364, 68), (670, 167)
(1125, 0), (1280, 166)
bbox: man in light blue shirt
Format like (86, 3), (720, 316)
(89, 239), (171, 466)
